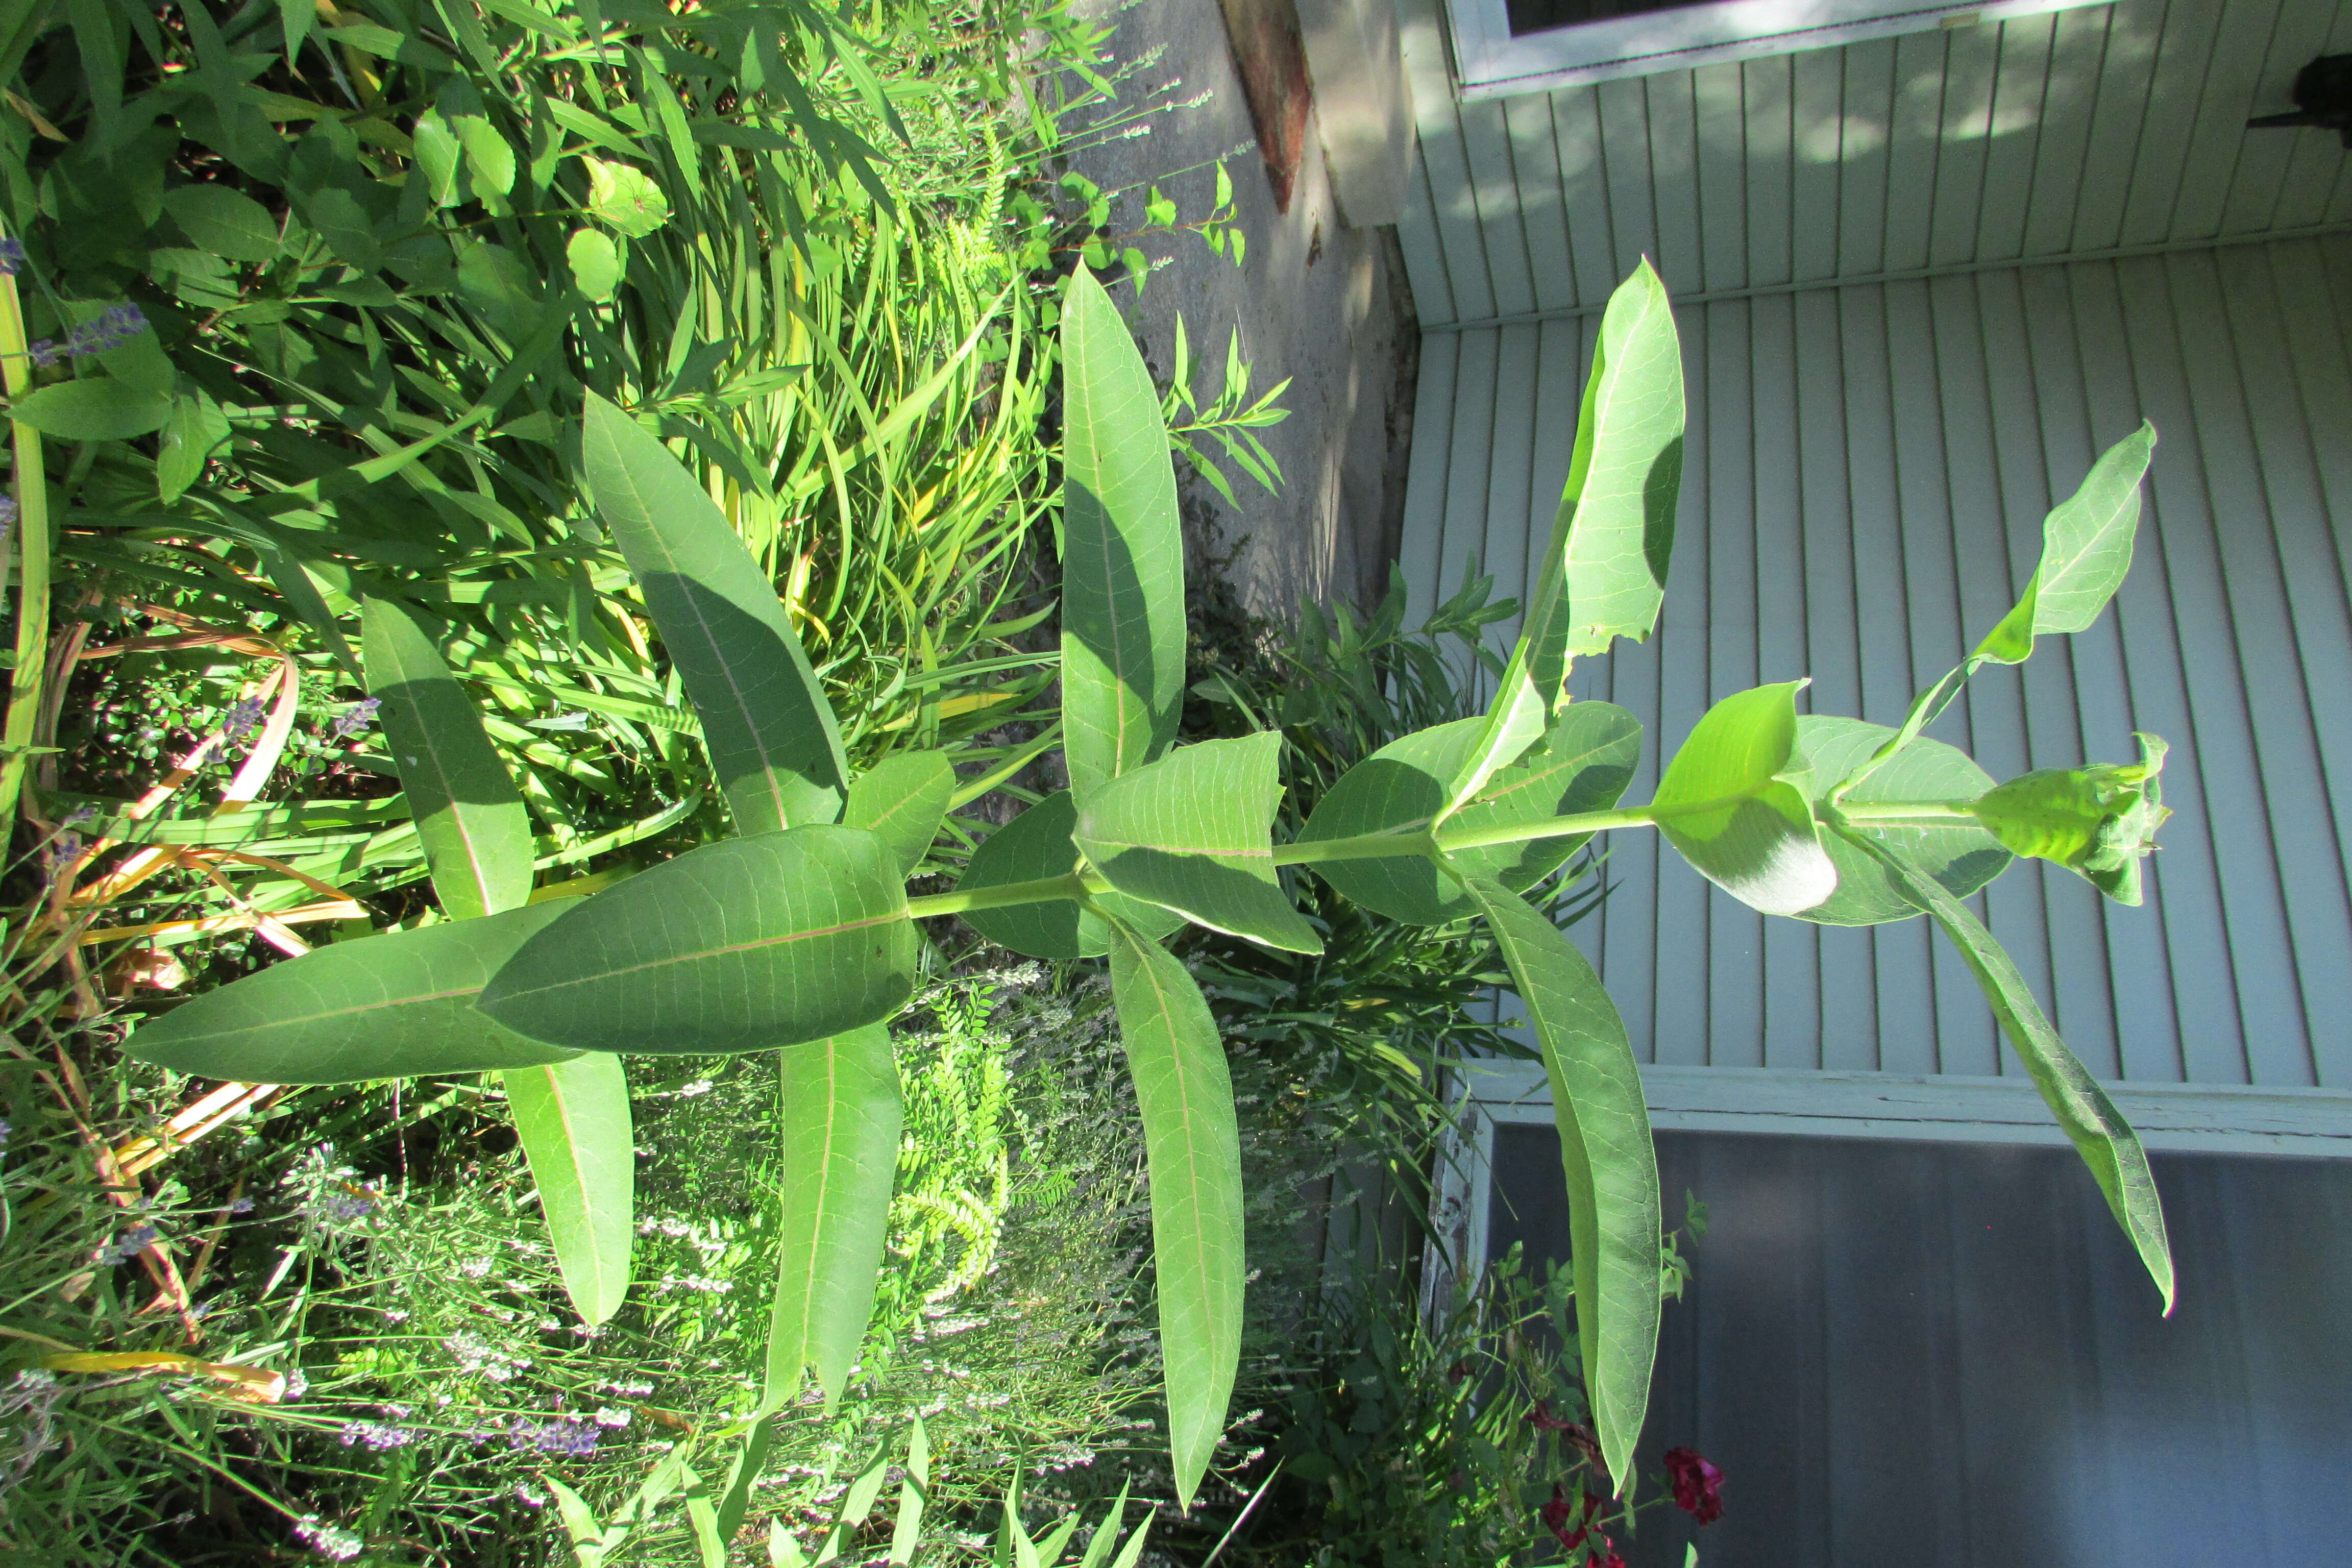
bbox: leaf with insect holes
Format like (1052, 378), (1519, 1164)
(125, 904), (582, 1083)
(479, 826), (915, 1056)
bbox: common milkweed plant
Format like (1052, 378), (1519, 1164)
(131, 263), (2176, 1512)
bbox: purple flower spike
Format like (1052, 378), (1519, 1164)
(328, 698), (381, 741)
(224, 695), (268, 743)
(509, 1416), (599, 1457)
(0, 238), (24, 275)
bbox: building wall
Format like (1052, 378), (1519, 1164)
(1401, 237), (2352, 1088)
(1394, 0), (2352, 326)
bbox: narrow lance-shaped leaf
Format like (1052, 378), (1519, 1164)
(1075, 731), (1321, 954)
(479, 826), (917, 1056)
(1831, 819), (2176, 1311)
(504, 1053), (636, 1327)
(1060, 264), (1186, 799)
(363, 597), (533, 921)
(1441, 261), (1683, 818)
(844, 749), (954, 875)
(1106, 919), (1244, 1509)
(1651, 681), (1839, 916)
(1460, 876), (1661, 1492)
(762, 1023), (902, 1409)
(581, 391), (847, 835)
(125, 904), (582, 1083)
(1835, 423), (2155, 798)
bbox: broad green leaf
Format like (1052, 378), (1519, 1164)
(1651, 682), (1839, 916)
(453, 113), (517, 194)
(1299, 705), (1641, 924)
(1440, 262), (1683, 817)
(1461, 875), (1659, 1492)
(1978, 423), (2155, 664)
(411, 109), (462, 206)
(763, 1024), (901, 1409)
(479, 826), (915, 1055)
(12, 378), (175, 441)
(125, 904), (582, 1083)
(845, 750), (954, 875)
(956, 790), (1181, 959)
(581, 392), (848, 836)
(163, 183), (279, 262)
(1074, 732), (1321, 954)
(1831, 823), (2175, 1311)
(1107, 919), (1244, 1510)
(505, 1052), (636, 1326)
(157, 388), (231, 503)
(363, 597), (533, 922)
(1060, 265), (1185, 799)
(567, 228), (623, 303)
(1788, 717), (2009, 926)
(584, 156), (671, 237)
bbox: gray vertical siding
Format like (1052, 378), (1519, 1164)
(1393, 0), (2352, 328)
(1484, 1126), (2352, 1567)
(1400, 238), (2352, 1088)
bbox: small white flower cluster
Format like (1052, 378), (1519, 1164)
(592, 1406), (632, 1428)
(293, 1515), (364, 1561)
(443, 1331), (530, 1383)
(652, 1273), (733, 1294)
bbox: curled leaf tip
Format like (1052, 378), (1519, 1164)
(1969, 733), (2170, 905)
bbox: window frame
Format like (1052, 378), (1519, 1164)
(1442, 0), (2112, 99)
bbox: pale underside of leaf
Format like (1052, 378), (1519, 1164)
(1107, 919), (1243, 1510)
(1461, 874), (1661, 1493)
(764, 1023), (902, 1409)
(1836, 823), (2175, 1312)
(504, 1052), (636, 1326)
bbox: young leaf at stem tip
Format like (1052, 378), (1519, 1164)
(1440, 260), (1684, 819)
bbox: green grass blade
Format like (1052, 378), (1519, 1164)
(363, 597), (534, 921)
(504, 1051), (636, 1326)
(763, 1022), (902, 1409)
(1832, 821), (2176, 1310)
(1461, 875), (1660, 1492)
(1107, 919), (1244, 1509)
(581, 391), (847, 835)
(124, 904), (583, 1083)
(479, 826), (917, 1056)
(1059, 265), (1185, 799)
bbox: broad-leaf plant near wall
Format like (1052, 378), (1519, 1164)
(129, 261), (2179, 1508)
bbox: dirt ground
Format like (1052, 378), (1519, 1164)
(1060, 0), (1420, 623)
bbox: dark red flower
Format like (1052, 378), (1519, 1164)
(1589, 1547), (1625, 1568)
(1539, 1485), (1602, 1551)
(1663, 1447), (1725, 1525)
(1528, 1399), (1573, 1430)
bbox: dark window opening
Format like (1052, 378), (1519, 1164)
(1506, 0), (1714, 35)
